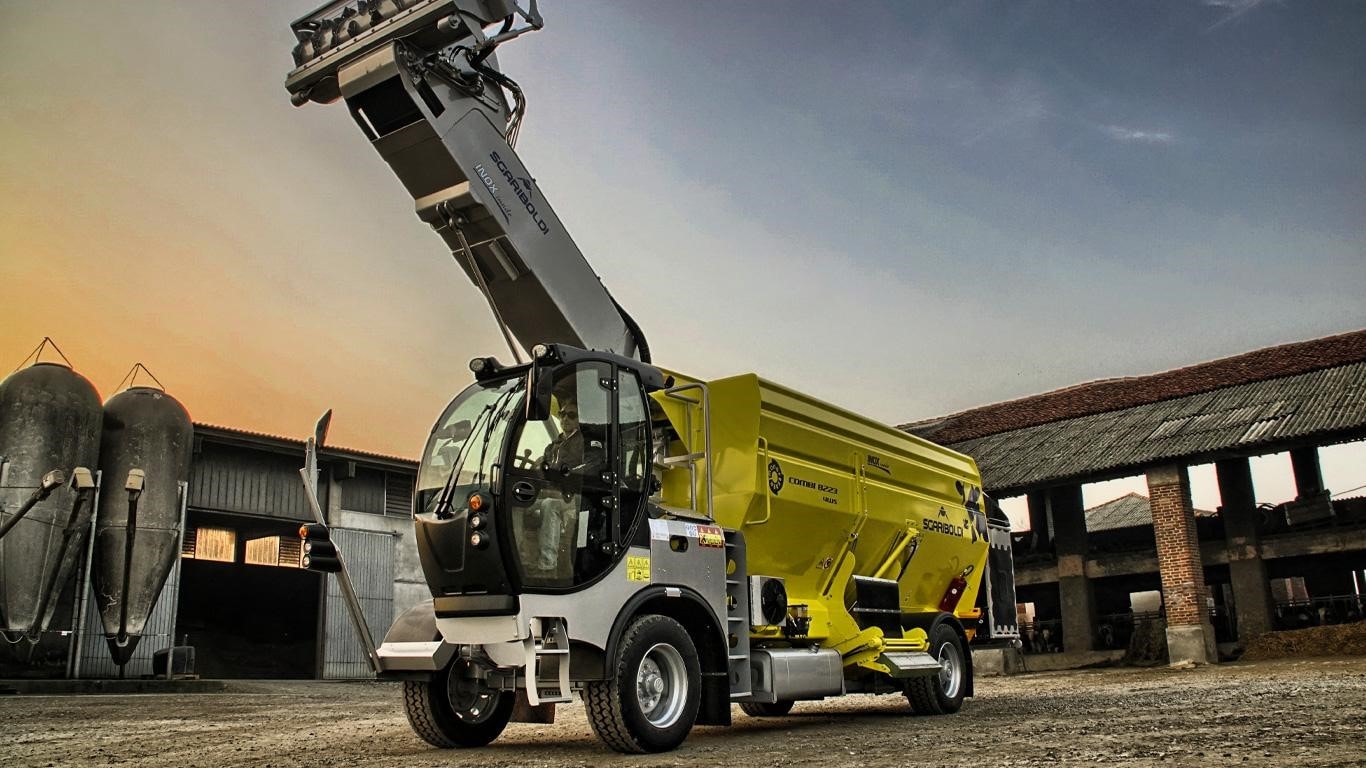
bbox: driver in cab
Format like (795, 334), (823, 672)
(529, 396), (586, 574)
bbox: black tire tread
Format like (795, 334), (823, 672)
(904, 675), (945, 716)
(584, 615), (656, 753)
(403, 679), (458, 748)
(904, 621), (965, 716)
(402, 670), (514, 748)
(584, 614), (698, 753)
(739, 700), (795, 717)
(584, 673), (639, 752)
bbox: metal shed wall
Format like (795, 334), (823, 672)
(339, 468), (385, 515)
(190, 442), (313, 521)
(322, 527), (394, 679)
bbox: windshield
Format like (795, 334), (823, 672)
(416, 375), (523, 518)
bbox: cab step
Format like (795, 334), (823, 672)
(525, 616), (572, 705)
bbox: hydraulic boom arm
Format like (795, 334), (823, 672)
(286, 0), (648, 362)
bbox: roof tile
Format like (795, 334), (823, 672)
(905, 329), (1366, 444)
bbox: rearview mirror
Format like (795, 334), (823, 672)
(527, 365), (555, 422)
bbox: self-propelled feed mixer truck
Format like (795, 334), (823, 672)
(284, 0), (1018, 753)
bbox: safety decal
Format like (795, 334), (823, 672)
(697, 525), (725, 548)
(627, 555), (651, 582)
(649, 519), (670, 542)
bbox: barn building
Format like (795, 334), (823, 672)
(29, 425), (422, 681)
(11, 329), (1362, 680)
(905, 329), (1366, 666)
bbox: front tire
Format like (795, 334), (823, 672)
(585, 614), (701, 753)
(403, 658), (514, 748)
(905, 622), (967, 715)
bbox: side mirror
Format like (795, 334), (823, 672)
(526, 364), (556, 422)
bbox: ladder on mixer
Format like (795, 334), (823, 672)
(525, 616), (572, 705)
(725, 531), (753, 698)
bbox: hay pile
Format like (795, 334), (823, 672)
(1241, 621), (1366, 661)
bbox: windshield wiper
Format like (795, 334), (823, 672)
(433, 401), (496, 519)
(474, 386), (520, 488)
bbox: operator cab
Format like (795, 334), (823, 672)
(413, 345), (666, 604)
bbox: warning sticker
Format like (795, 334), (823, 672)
(627, 555), (651, 582)
(697, 525), (725, 548)
(649, 519), (670, 542)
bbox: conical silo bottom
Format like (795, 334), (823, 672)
(105, 634), (142, 666)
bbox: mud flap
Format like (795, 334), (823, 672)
(697, 671), (732, 726)
(511, 690), (556, 724)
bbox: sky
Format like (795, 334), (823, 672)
(2, 1), (1363, 508)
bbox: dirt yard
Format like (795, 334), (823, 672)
(3, 657), (1364, 768)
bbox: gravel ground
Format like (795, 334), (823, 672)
(3, 657), (1365, 768)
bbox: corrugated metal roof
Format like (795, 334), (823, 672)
(949, 362), (1366, 495)
(1085, 493), (1214, 532)
(905, 328), (1366, 443)
(193, 422), (417, 468)
(1086, 493), (1152, 531)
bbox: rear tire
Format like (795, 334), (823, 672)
(585, 614), (701, 753)
(739, 700), (795, 717)
(403, 658), (514, 748)
(905, 622), (967, 716)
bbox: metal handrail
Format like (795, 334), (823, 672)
(662, 382), (712, 521)
(748, 437), (772, 526)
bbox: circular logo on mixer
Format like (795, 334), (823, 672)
(767, 459), (784, 495)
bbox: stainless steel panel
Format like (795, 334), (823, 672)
(743, 647), (844, 704)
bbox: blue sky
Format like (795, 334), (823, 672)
(2, 0), (1363, 497)
(498, 0), (1364, 415)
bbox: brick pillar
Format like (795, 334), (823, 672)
(1217, 457), (1273, 643)
(1147, 464), (1216, 664)
(1289, 446), (1324, 499)
(1049, 484), (1095, 653)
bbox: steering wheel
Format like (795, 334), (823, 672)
(511, 448), (536, 471)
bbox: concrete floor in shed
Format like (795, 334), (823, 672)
(2, 657), (1364, 768)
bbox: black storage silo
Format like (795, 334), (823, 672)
(0, 363), (102, 641)
(93, 386), (192, 665)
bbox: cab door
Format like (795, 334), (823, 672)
(502, 360), (650, 592)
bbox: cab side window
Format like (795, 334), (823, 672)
(616, 370), (650, 540)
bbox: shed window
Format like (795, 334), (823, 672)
(186, 526), (236, 563)
(384, 472), (415, 517)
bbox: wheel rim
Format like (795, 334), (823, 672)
(936, 640), (963, 699)
(447, 672), (499, 724)
(635, 642), (687, 728)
